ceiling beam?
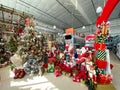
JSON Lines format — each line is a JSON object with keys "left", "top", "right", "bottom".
{"left": 0, "top": 4, "right": 32, "bottom": 18}
{"left": 19, "top": 0, "right": 71, "bottom": 28}
{"left": 91, "top": 0, "right": 98, "bottom": 18}
{"left": 36, "top": 18, "right": 64, "bottom": 32}
{"left": 70, "top": 0, "right": 92, "bottom": 24}
{"left": 56, "top": 0, "right": 84, "bottom": 26}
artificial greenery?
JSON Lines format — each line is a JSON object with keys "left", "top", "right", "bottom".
{"left": 55, "top": 66, "right": 61, "bottom": 69}
{"left": 72, "top": 69, "right": 78, "bottom": 73}
{"left": 8, "top": 36, "right": 17, "bottom": 52}
{"left": 0, "top": 56, "right": 4, "bottom": 64}
{"left": 9, "top": 64, "right": 16, "bottom": 71}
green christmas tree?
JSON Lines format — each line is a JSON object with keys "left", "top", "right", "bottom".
{"left": 8, "top": 36, "right": 17, "bottom": 53}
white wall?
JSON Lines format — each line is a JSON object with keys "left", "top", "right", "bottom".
{"left": 75, "top": 18, "right": 120, "bottom": 36}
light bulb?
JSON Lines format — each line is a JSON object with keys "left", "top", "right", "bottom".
{"left": 53, "top": 25, "right": 56, "bottom": 29}
{"left": 82, "top": 26, "right": 85, "bottom": 29}
{"left": 96, "top": 6, "right": 102, "bottom": 13}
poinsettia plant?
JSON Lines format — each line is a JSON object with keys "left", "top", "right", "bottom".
{"left": 55, "top": 66, "right": 61, "bottom": 69}
{"left": 72, "top": 69, "right": 78, "bottom": 73}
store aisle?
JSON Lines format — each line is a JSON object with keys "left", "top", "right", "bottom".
{"left": 110, "top": 51, "right": 120, "bottom": 90}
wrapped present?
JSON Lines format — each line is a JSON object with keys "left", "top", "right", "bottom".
{"left": 94, "top": 43, "right": 106, "bottom": 51}
{"left": 72, "top": 74, "right": 80, "bottom": 82}
{"left": 95, "top": 34, "right": 106, "bottom": 43}
{"left": 101, "top": 24, "right": 108, "bottom": 35}
{"left": 48, "top": 57, "right": 56, "bottom": 64}
{"left": 54, "top": 66, "right": 62, "bottom": 77}
{"left": 95, "top": 50, "right": 106, "bottom": 60}
{"left": 23, "top": 59, "right": 39, "bottom": 74}
{"left": 47, "top": 63, "right": 54, "bottom": 73}
{"left": 97, "top": 74, "right": 112, "bottom": 84}
{"left": 95, "top": 67, "right": 105, "bottom": 75}
{"left": 13, "top": 68, "right": 25, "bottom": 79}
{"left": 96, "top": 59, "right": 107, "bottom": 69}
{"left": 10, "top": 53, "right": 23, "bottom": 67}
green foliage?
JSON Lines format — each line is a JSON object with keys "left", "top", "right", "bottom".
{"left": 96, "top": 34, "right": 106, "bottom": 43}
{"left": 9, "top": 64, "right": 16, "bottom": 71}
{"left": 0, "top": 56, "right": 4, "bottom": 64}
{"left": 8, "top": 36, "right": 17, "bottom": 52}
{"left": 72, "top": 69, "right": 78, "bottom": 73}
{"left": 55, "top": 66, "right": 60, "bottom": 69}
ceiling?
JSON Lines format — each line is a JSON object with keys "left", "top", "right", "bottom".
{"left": 0, "top": 0, "right": 120, "bottom": 30}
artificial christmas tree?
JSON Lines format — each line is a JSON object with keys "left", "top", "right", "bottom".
{"left": 8, "top": 36, "right": 17, "bottom": 53}
{"left": 10, "top": 17, "right": 47, "bottom": 75}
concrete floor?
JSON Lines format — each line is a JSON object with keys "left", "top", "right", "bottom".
{"left": 110, "top": 51, "right": 120, "bottom": 90}
{"left": 0, "top": 51, "right": 120, "bottom": 90}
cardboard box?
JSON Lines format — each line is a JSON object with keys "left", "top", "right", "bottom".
{"left": 94, "top": 84, "right": 116, "bottom": 90}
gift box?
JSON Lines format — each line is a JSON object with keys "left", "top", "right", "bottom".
{"left": 96, "top": 59, "right": 107, "bottom": 69}
{"left": 94, "top": 43, "right": 106, "bottom": 51}
{"left": 95, "top": 67, "right": 105, "bottom": 75}
{"left": 95, "top": 34, "right": 106, "bottom": 43}
{"left": 23, "top": 59, "right": 40, "bottom": 74}
{"left": 54, "top": 67, "right": 62, "bottom": 77}
{"left": 47, "top": 63, "right": 54, "bottom": 73}
{"left": 97, "top": 74, "right": 112, "bottom": 84}
{"left": 95, "top": 50, "right": 106, "bottom": 60}
{"left": 72, "top": 74, "right": 80, "bottom": 82}
{"left": 101, "top": 24, "right": 108, "bottom": 35}
{"left": 48, "top": 57, "right": 56, "bottom": 64}
{"left": 94, "top": 84, "right": 115, "bottom": 90}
